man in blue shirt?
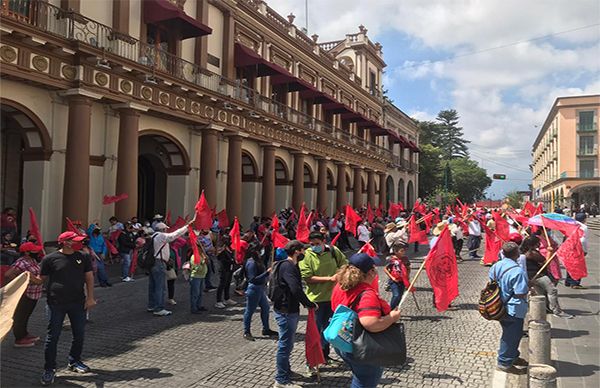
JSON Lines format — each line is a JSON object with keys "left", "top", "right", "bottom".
{"left": 489, "top": 242, "right": 529, "bottom": 374}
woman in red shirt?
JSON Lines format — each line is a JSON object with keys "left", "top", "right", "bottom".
{"left": 331, "top": 253, "right": 401, "bottom": 388}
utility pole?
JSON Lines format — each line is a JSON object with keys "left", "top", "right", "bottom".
{"left": 305, "top": 0, "right": 309, "bottom": 32}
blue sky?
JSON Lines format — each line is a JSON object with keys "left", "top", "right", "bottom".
{"left": 269, "top": 0, "right": 600, "bottom": 198}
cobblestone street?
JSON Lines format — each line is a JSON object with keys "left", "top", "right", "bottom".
{"left": 1, "top": 248, "right": 502, "bottom": 388}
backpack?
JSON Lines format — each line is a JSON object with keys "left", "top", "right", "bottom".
{"left": 138, "top": 234, "right": 159, "bottom": 271}
{"left": 267, "top": 260, "right": 285, "bottom": 302}
{"left": 478, "top": 264, "right": 519, "bottom": 320}
{"left": 324, "top": 290, "right": 367, "bottom": 353}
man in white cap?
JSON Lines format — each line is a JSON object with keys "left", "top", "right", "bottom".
{"left": 148, "top": 215, "right": 195, "bottom": 316}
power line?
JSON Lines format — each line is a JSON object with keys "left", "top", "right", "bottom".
{"left": 469, "top": 150, "right": 532, "bottom": 174}
{"left": 400, "top": 23, "right": 600, "bottom": 70}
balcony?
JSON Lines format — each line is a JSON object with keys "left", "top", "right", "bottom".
{"left": 577, "top": 123, "right": 597, "bottom": 132}
{"left": 578, "top": 146, "right": 598, "bottom": 156}
{"left": 0, "top": 0, "right": 393, "bottom": 161}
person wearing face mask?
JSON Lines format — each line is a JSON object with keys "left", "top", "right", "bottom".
{"left": 39, "top": 231, "right": 96, "bottom": 386}
{"left": 4, "top": 242, "right": 45, "bottom": 348}
{"left": 299, "top": 231, "right": 348, "bottom": 364}
{"left": 271, "top": 240, "right": 318, "bottom": 388}
{"left": 86, "top": 223, "right": 110, "bottom": 287}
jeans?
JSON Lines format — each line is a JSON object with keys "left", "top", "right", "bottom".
{"left": 147, "top": 260, "right": 166, "bottom": 312}
{"left": 315, "top": 301, "right": 333, "bottom": 358}
{"left": 274, "top": 311, "right": 300, "bottom": 384}
{"left": 389, "top": 281, "right": 405, "bottom": 310}
{"left": 498, "top": 315, "right": 524, "bottom": 367}
{"left": 243, "top": 283, "right": 271, "bottom": 334}
{"left": 120, "top": 252, "right": 132, "bottom": 278}
{"left": 95, "top": 257, "right": 109, "bottom": 285}
{"left": 565, "top": 272, "right": 581, "bottom": 287}
{"left": 467, "top": 235, "right": 481, "bottom": 258}
{"left": 44, "top": 302, "right": 86, "bottom": 371}
{"left": 532, "top": 275, "right": 562, "bottom": 314}
{"left": 189, "top": 277, "right": 205, "bottom": 313}
{"left": 335, "top": 349, "right": 383, "bottom": 388}
{"left": 217, "top": 270, "right": 233, "bottom": 302}
{"left": 204, "top": 255, "right": 216, "bottom": 289}
{"left": 13, "top": 295, "right": 38, "bottom": 340}
{"left": 168, "top": 279, "right": 175, "bottom": 300}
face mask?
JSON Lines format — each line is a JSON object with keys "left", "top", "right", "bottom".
{"left": 71, "top": 242, "right": 83, "bottom": 251}
{"left": 29, "top": 253, "right": 40, "bottom": 260}
{"left": 311, "top": 245, "right": 323, "bottom": 254}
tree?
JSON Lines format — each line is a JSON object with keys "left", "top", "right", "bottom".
{"left": 505, "top": 191, "right": 523, "bottom": 209}
{"left": 418, "top": 144, "right": 443, "bottom": 199}
{"left": 426, "top": 187, "right": 459, "bottom": 208}
{"left": 448, "top": 158, "right": 492, "bottom": 203}
{"left": 436, "top": 109, "right": 470, "bottom": 159}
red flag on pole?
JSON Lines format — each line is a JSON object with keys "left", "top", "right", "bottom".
{"left": 229, "top": 217, "right": 242, "bottom": 263}
{"left": 217, "top": 209, "right": 230, "bottom": 228}
{"left": 188, "top": 225, "right": 202, "bottom": 265}
{"left": 165, "top": 210, "right": 172, "bottom": 226}
{"left": 366, "top": 203, "right": 374, "bottom": 224}
{"left": 330, "top": 231, "right": 341, "bottom": 247}
{"left": 306, "top": 211, "right": 314, "bottom": 230}
{"left": 104, "top": 238, "right": 118, "bottom": 255}
{"left": 493, "top": 212, "right": 510, "bottom": 242}
{"left": 272, "top": 214, "right": 290, "bottom": 248}
{"left": 28, "top": 208, "right": 43, "bottom": 247}
{"left": 167, "top": 216, "right": 187, "bottom": 233}
{"left": 305, "top": 308, "right": 326, "bottom": 368}
{"left": 408, "top": 216, "right": 429, "bottom": 245}
{"left": 194, "top": 191, "right": 213, "bottom": 230}
{"left": 557, "top": 229, "right": 587, "bottom": 281}
{"left": 65, "top": 217, "right": 80, "bottom": 234}
{"left": 482, "top": 223, "right": 501, "bottom": 265}
{"left": 425, "top": 226, "right": 459, "bottom": 312}
{"left": 102, "top": 193, "right": 129, "bottom": 205}
{"left": 345, "top": 205, "right": 361, "bottom": 237}
{"left": 388, "top": 202, "right": 401, "bottom": 219}
{"left": 358, "top": 241, "right": 377, "bottom": 257}
{"left": 297, "top": 206, "right": 310, "bottom": 243}
{"left": 375, "top": 203, "right": 383, "bottom": 218}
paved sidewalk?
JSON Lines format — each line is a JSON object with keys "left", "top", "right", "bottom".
{"left": 1, "top": 247, "right": 502, "bottom": 387}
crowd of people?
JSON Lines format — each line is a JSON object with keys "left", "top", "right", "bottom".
{"left": 0, "top": 199, "right": 593, "bottom": 387}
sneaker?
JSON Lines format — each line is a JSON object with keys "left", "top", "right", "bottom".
{"left": 24, "top": 334, "right": 41, "bottom": 342}
{"left": 571, "top": 285, "right": 586, "bottom": 289}
{"left": 325, "top": 356, "right": 343, "bottom": 366}
{"left": 513, "top": 357, "right": 529, "bottom": 367}
{"left": 14, "top": 338, "right": 36, "bottom": 348}
{"left": 204, "top": 287, "right": 217, "bottom": 293}
{"left": 40, "top": 369, "right": 55, "bottom": 386}
{"left": 553, "top": 312, "right": 574, "bottom": 319}
{"left": 122, "top": 277, "right": 133, "bottom": 282}
{"left": 243, "top": 332, "right": 255, "bottom": 341}
{"left": 214, "top": 302, "right": 226, "bottom": 309}
{"left": 147, "top": 308, "right": 155, "bottom": 312}
{"left": 153, "top": 309, "right": 173, "bottom": 316}
{"left": 167, "top": 299, "right": 177, "bottom": 305}
{"left": 273, "top": 382, "right": 302, "bottom": 388}
{"left": 224, "top": 299, "right": 237, "bottom": 306}
{"left": 68, "top": 360, "right": 91, "bottom": 373}
{"left": 496, "top": 365, "right": 526, "bottom": 375}
{"left": 262, "top": 329, "right": 279, "bottom": 337}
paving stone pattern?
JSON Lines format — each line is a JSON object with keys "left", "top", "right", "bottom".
{"left": 1, "top": 250, "right": 502, "bottom": 387}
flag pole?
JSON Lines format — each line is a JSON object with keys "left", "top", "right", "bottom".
{"left": 531, "top": 250, "right": 559, "bottom": 282}
{"left": 397, "top": 255, "right": 428, "bottom": 309}
{"left": 540, "top": 216, "right": 552, "bottom": 247}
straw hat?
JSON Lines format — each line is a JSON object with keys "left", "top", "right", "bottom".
{"left": 432, "top": 221, "right": 447, "bottom": 236}
{"left": 384, "top": 222, "right": 397, "bottom": 233}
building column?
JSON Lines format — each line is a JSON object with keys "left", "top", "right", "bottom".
{"left": 367, "top": 170, "right": 376, "bottom": 207}
{"left": 222, "top": 10, "right": 236, "bottom": 79}
{"left": 195, "top": 0, "right": 209, "bottom": 67}
{"left": 226, "top": 135, "right": 242, "bottom": 222}
{"left": 316, "top": 157, "right": 328, "bottom": 213}
{"left": 353, "top": 166, "right": 362, "bottom": 209}
{"left": 378, "top": 172, "right": 387, "bottom": 209}
{"left": 62, "top": 94, "right": 93, "bottom": 227}
{"left": 292, "top": 152, "right": 304, "bottom": 211}
{"left": 261, "top": 145, "right": 276, "bottom": 217}
{"left": 114, "top": 106, "right": 144, "bottom": 221}
{"left": 112, "top": 0, "right": 129, "bottom": 34}
{"left": 336, "top": 162, "right": 346, "bottom": 212}
{"left": 200, "top": 128, "right": 219, "bottom": 207}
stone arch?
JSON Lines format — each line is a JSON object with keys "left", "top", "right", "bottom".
{"left": 241, "top": 150, "right": 259, "bottom": 181}
{"left": 1, "top": 98, "right": 52, "bottom": 161}
{"left": 407, "top": 180, "right": 415, "bottom": 209}
{"left": 386, "top": 175, "right": 394, "bottom": 204}
{"left": 138, "top": 129, "right": 190, "bottom": 174}
{"left": 398, "top": 178, "right": 405, "bottom": 205}
{"left": 274, "top": 157, "right": 289, "bottom": 185}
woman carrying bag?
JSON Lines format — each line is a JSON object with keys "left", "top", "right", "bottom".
{"left": 331, "top": 253, "right": 402, "bottom": 388}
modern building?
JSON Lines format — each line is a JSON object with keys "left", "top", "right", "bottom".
{"left": 531, "top": 95, "right": 600, "bottom": 210}
{"left": 0, "top": 0, "right": 419, "bottom": 240}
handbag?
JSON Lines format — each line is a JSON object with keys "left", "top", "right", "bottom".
{"left": 165, "top": 268, "right": 177, "bottom": 281}
{"left": 478, "top": 264, "right": 518, "bottom": 321}
{"left": 323, "top": 290, "right": 369, "bottom": 353}
{"left": 352, "top": 321, "right": 407, "bottom": 367}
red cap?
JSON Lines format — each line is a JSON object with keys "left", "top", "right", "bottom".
{"left": 58, "top": 231, "right": 86, "bottom": 243}
{"left": 19, "top": 242, "right": 44, "bottom": 253}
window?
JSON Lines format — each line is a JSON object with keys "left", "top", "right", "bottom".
{"left": 275, "top": 159, "right": 288, "bottom": 184}
{"left": 579, "top": 135, "right": 596, "bottom": 155}
{"left": 578, "top": 111, "right": 595, "bottom": 131}
{"left": 241, "top": 153, "right": 257, "bottom": 181}
{"left": 369, "top": 71, "right": 376, "bottom": 95}
{"left": 579, "top": 159, "right": 596, "bottom": 178}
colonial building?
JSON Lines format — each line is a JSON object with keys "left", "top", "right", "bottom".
{"left": 0, "top": 0, "right": 419, "bottom": 240}
{"left": 531, "top": 95, "right": 600, "bottom": 210}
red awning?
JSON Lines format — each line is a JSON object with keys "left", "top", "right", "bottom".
{"left": 407, "top": 140, "right": 420, "bottom": 152}
{"left": 234, "top": 43, "right": 289, "bottom": 77}
{"left": 144, "top": 0, "right": 212, "bottom": 39}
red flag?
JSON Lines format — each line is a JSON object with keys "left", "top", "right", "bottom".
{"left": 65, "top": 217, "right": 81, "bottom": 234}
{"left": 104, "top": 238, "right": 118, "bottom": 255}
{"left": 413, "top": 199, "right": 426, "bottom": 214}
{"left": 523, "top": 201, "right": 535, "bottom": 216}
{"left": 408, "top": 215, "right": 429, "bottom": 245}
{"left": 557, "top": 229, "right": 587, "bottom": 281}
{"left": 194, "top": 191, "right": 213, "bottom": 230}
{"left": 493, "top": 212, "right": 510, "bottom": 242}
{"left": 102, "top": 193, "right": 129, "bottom": 205}
{"left": 272, "top": 214, "right": 290, "bottom": 248}
{"left": 167, "top": 216, "right": 187, "bottom": 233}
{"left": 358, "top": 241, "right": 377, "bottom": 257}
{"left": 534, "top": 203, "right": 544, "bottom": 216}
{"left": 482, "top": 223, "right": 501, "bottom": 265}
{"left": 165, "top": 210, "right": 172, "bottom": 226}
{"left": 297, "top": 206, "right": 310, "bottom": 243}
{"left": 305, "top": 308, "right": 326, "bottom": 368}
{"left": 330, "top": 231, "right": 341, "bottom": 246}
{"left": 130, "top": 248, "right": 138, "bottom": 275}
{"left": 188, "top": 225, "right": 202, "bottom": 265}
{"left": 375, "top": 203, "right": 383, "bottom": 218}
{"left": 389, "top": 202, "right": 401, "bottom": 219}
{"left": 333, "top": 210, "right": 340, "bottom": 221}
{"left": 425, "top": 226, "right": 459, "bottom": 312}
{"left": 345, "top": 205, "right": 361, "bottom": 237}
{"left": 28, "top": 208, "right": 43, "bottom": 247}
{"left": 366, "top": 203, "right": 374, "bottom": 224}
{"left": 229, "top": 217, "right": 242, "bottom": 263}
{"left": 217, "top": 209, "right": 230, "bottom": 228}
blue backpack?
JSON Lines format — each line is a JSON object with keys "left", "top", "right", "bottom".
{"left": 324, "top": 291, "right": 367, "bottom": 353}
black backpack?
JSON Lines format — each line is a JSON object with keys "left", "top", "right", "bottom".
{"left": 267, "top": 260, "right": 285, "bottom": 302}
{"left": 138, "top": 234, "right": 158, "bottom": 270}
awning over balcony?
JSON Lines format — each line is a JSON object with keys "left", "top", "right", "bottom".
{"left": 144, "top": 0, "right": 212, "bottom": 39}
{"left": 234, "top": 43, "right": 289, "bottom": 77}
{"left": 407, "top": 140, "right": 420, "bottom": 152}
